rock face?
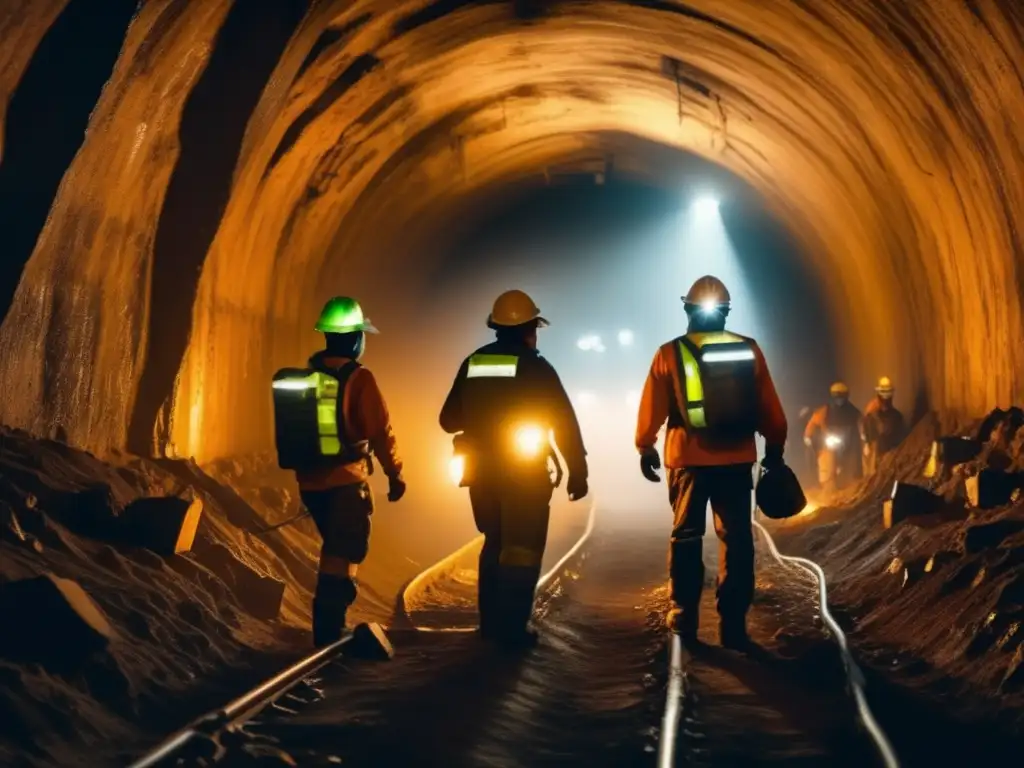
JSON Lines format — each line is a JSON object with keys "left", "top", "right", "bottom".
{"left": 192, "top": 541, "right": 286, "bottom": 621}
{"left": 0, "top": 573, "right": 115, "bottom": 673}
{"left": 0, "top": 1, "right": 1021, "bottom": 464}
{"left": 121, "top": 495, "right": 204, "bottom": 555}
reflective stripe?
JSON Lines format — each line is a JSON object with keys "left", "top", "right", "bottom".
{"left": 677, "top": 342, "right": 707, "bottom": 427}
{"left": 499, "top": 545, "right": 543, "bottom": 567}
{"left": 703, "top": 348, "right": 755, "bottom": 363}
{"left": 689, "top": 331, "right": 743, "bottom": 348}
{"left": 466, "top": 353, "right": 519, "bottom": 378}
{"left": 272, "top": 373, "right": 318, "bottom": 390}
{"left": 674, "top": 335, "right": 754, "bottom": 430}
{"left": 315, "top": 373, "right": 341, "bottom": 456}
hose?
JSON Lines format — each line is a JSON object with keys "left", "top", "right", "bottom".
{"left": 752, "top": 517, "right": 900, "bottom": 768}
{"left": 250, "top": 509, "right": 311, "bottom": 536}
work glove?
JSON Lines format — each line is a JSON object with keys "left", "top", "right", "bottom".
{"left": 640, "top": 447, "right": 661, "bottom": 483}
{"left": 567, "top": 475, "right": 588, "bottom": 502}
{"left": 387, "top": 474, "right": 407, "bottom": 503}
{"left": 761, "top": 444, "right": 785, "bottom": 471}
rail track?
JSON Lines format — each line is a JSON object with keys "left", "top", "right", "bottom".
{"left": 127, "top": 501, "right": 597, "bottom": 767}
{"left": 655, "top": 513, "right": 901, "bottom": 768}
{"left": 130, "top": 495, "right": 902, "bottom": 767}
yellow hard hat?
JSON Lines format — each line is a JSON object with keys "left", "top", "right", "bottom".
{"left": 876, "top": 376, "right": 894, "bottom": 396}
{"left": 829, "top": 381, "right": 849, "bottom": 398}
{"left": 488, "top": 289, "right": 549, "bottom": 328}
{"left": 683, "top": 275, "right": 731, "bottom": 309}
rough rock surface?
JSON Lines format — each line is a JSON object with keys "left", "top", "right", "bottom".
{"left": 0, "top": 427, "right": 463, "bottom": 767}
{"left": 0, "top": 1, "right": 1021, "bottom": 463}
{"left": 0, "top": 573, "right": 115, "bottom": 673}
{"left": 775, "top": 409, "right": 1024, "bottom": 736}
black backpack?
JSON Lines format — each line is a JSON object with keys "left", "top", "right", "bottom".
{"left": 271, "top": 361, "right": 371, "bottom": 470}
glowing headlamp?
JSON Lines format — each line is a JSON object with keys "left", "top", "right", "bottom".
{"left": 824, "top": 434, "right": 843, "bottom": 450}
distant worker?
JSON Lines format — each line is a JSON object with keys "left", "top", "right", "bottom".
{"left": 804, "top": 381, "right": 862, "bottom": 493}
{"left": 440, "top": 289, "right": 588, "bottom": 649}
{"left": 635, "top": 275, "right": 788, "bottom": 650}
{"left": 861, "top": 376, "right": 906, "bottom": 476}
{"left": 271, "top": 297, "right": 406, "bottom": 647}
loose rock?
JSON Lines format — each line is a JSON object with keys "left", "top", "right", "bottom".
{"left": 0, "top": 574, "right": 115, "bottom": 673}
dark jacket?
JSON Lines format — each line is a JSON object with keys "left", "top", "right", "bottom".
{"left": 439, "top": 340, "right": 588, "bottom": 480}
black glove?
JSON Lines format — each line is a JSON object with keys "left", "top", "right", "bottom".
{"left": 761, "top": 444, "right": 785, "bottom": 471}
{"left": 387, "top": 475, "right": 407, "bottom": 503}
{"left": 640, "top": 447, "right": 661, "bottom": 482}
{"left": 567, "top": 475, "right": 588, "bottom": 502}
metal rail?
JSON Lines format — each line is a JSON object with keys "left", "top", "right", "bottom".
{"left": 656, "top": 517, "right": 900, "bottom": 768}
{"left": 130, "top": 500, "right": 596, "bottom": 766}
{"left": 656, "top": 632, "right": 686, "bottom": 768}
{"left": 128, "top": 634, "right": 353, "bottom": 768}
{"left": 405, "top": 499, "right": 597, "bottom": 632}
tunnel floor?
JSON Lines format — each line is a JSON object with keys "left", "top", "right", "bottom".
{"left": 218, "top": 511, "right": 878, "bottom": 767}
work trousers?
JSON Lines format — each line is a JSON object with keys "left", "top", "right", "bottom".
{"left": 667, "top": 464, "right": 755, "bottom": 629}
{"left": 300, "top": 481, "right": 374, "bottom": 646}
{"left": 469, "top": 479, "right": 553, "bottom": 639}
{"left": 862, "top": 442, "right": 877, "bottom": 477}
{"left": 817, "top": 447, "right": 862, "bottom": 493}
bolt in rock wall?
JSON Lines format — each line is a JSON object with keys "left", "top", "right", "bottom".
{"left": 0, "top": 0, "right": 233, "bottom": 456}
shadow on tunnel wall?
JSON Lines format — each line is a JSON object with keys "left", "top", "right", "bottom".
{"left": 0, "top": 0, "right": 137, "bottom": 323}
{"left": 126, "top": 0, "right": 307, "bottom": 456}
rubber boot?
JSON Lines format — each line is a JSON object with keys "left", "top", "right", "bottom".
{"left": 312, "top": 573, "right": 357, "bottom": 648}
{"left": 667, "top": 607, "right": 700, "bottom": 647}
{"left": 668, "top": 537, "right": 704, "bottom": 644}
{"left": 719, "top": 615, "right": 752, "bottom": 651}
{"left": 477, "top": 538, "right": 501, "bottom": 641}
{"left": 494, "top": 565, "right": 540, "bottom": 650}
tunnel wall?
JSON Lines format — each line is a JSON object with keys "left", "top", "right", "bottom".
{"left": 0, "top": 1, "right": 68, "bottom": 164}
{"left": 0, "top": 0, "right": 234, "bottom": 454}
{"left": 0, "top": 1, "right": 1022, "bottom": 462}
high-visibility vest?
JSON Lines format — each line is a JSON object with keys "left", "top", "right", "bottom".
{"left": 670, "top": 331, "right": 758, "bottom": 438}
{"left": 456, "top": 351, "right": 556, "bottom": 483}
{"left": 271, "top": 362, "right": 371, "bottom": 470}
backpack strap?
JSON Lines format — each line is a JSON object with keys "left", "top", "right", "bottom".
{"left": 331, "top": 360, "right": 363, "bottom": 454}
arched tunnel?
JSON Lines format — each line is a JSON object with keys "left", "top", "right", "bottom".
{"left": 2, "top": 1, "right": 1024, "bottom": 766}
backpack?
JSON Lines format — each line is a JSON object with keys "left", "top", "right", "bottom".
{"left": 669, "top": 332, "right": 758, "bottom": 440}
{"left": 271, "top": 361, "right": 371, "bottom": 470}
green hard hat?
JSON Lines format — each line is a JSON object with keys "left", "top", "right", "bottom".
{"left": 314, "top": 296, "right": 378, "bottom": 334}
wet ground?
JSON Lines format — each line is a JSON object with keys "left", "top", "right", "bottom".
{"left": 669, "top": 541, "right": 875, "bottom": 767}
{"left": 223, "top": 508, "right": 878, "bottom": 767}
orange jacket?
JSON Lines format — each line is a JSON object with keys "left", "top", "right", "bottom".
{"left": 296, "top": 356, "right": 403, "bottom": 491}
{"left": 803, "top": 402, "right": 862, "bottom": 446}
{"left": 635, "top": 336, "right": 787, "bottom": 467}
{"left": 862, "top": 397, "right": 906, "bottom": 452}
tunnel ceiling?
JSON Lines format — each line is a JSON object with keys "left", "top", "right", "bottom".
{"left": 0, "top": 0, "right": 1022, "bottom": 461}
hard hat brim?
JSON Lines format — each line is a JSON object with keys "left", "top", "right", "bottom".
{"left": 487, "top": 314, "right": 549, "bottom": 328}
{"left": 682, "top": 298, "right": 731, "bottom": 308}
{"left": 314, "top": 320, "right": 378, "bottom": 334}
